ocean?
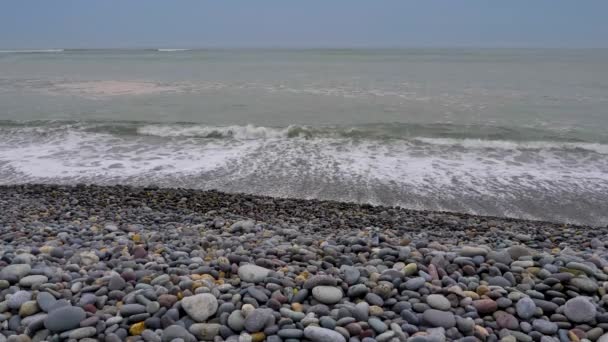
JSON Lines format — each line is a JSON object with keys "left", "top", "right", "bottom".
{"left": 0, "top": 48, "right": 607, "bottom": 226}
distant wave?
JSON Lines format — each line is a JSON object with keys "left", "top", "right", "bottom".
{"left": 0, "top": 49, "right": 64, "bottom": 53}
{"left": 156, "top": 49, "right": 190, "bottom": 52}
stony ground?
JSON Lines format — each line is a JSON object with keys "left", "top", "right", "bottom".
{"left": 0, "top": 184, "right": 607, "bottom": 342}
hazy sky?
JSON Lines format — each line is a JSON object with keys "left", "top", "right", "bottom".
{"left": 1, "top": 0, "right": 607, "bottom": 49}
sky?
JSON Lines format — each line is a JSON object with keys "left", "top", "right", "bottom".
{"left": 1, "top": 0, "right": 607, "bottom": 49}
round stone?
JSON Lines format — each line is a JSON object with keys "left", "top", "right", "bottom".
{"left": 312, "top": 286, "right": 343, "bottom": 304}
{"left": 303, "top": 326, "right": 346, "bottom": 342}
{"left": 516, "top": 297, "right": 536, "bottom": 320}
{"left": 238, "top": 264, "right": 271, "bottom": 283}
{"left": 564, "top": 297, "right": 596, "bottom": 323}
{"left": 423, "top": 309, "right": 456, "bottom": 328}
{"left": 44, "top": 306, "right": 86, "bottom": 332}
{"left": 181, "top": 293, "right": 218, "bottom": 322}
{"left": 108, "top": 275, "right": 126, "bottom": 291}
{"left": 426, "top": 294, "right": 451, "bottom": 311}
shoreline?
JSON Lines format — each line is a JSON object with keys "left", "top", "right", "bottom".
{"left": 0, "top": 183, "right": 603, "bottom": 230}
{"left": 1, "top": 183, "right": 607, "bottom": 341}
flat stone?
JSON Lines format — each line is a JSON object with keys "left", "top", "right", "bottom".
{"left": 189, "top": 323, "right": 221, "bottom": 340}
{"left": 532, "top": 319, "right": 558, "bottom": 334}
{"left": 19, "top": 275, "right": 48, "bottom": 288}
{"left": 459, "top": 246, "right": 488, "bottom": 257}
{"left": 423, "top": 309, "right": 456, "bottom": 328}
{"left": 181, "top": 293, "right": 218, "bottom": 322}
{"left": 304, "top": 275, "right": 338, "bottom": 289}
{"left": 238, "top": 264, "right": 271, "bottom": 283}
{"left": 570, "top": 277, "right": 598, "bottom": 293}
{"left": 161, "top": 325, "right": 196, "bottom": 342}
{"left": 120, "top": 304, "right": 146, "bottom": 316}
{"left": 508, "top": 245, "right": 532, "bottom": 260}
{"left": 405, "top": 277, "right": 426, "bottom": 290}
{"left": 312, "top": 286, "right": 343, "bottom": 304}
{"left": 303, "top": 326, "right": 346, "bottom": 342}
{"left": 0, "top": 264, "right": 31, "bottom": 283}
{"left": 44, "top": 306, "right": 86, "bottom": 332}
{"left": 426, "top": 294, "right": 451, "bottom": 311}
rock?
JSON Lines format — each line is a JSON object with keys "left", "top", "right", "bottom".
{"left": 18, "top": 275, "right": 48, "bottom": 288}
{"left": 228, "top": 311, "right": 246, "bottom": 332}
{"left": 312, "top": 286, "right": 343, "bottom": 304}
{"left": 44, "top": 306, "right": 86, "bottom": 332}
{"left": 0, "top": 264, "right": 31, "bottom": 283}
{"left": 67, "top": 327, "right": 97, "bottom": 339}
{"left": 181, "top": 293, "right": 218, "bottom": 322}
{"left": 532, "top": 319, "right": 558, "bottom": 334}
{"left": 36, "top": 292, "right": 57, "bottom": 313}
{"left": 108, "top": 274, "right": 126, "bottom": 291}
{"left": 18, "top": 300, "right": 39, "bottom": 316}
{"left": 423, "top": 309, "right": 456, "bottom": 328}
{"left": 244, "top": 308, "right": 273, "bottom": 333}
{"left": 508, "top": 245, "right": 532, "bottom": 260}
{"left": 405, "top": 277, "right": 426, "bottom": 290}
{"left": 189, "top": 323, "right": 221, "bottom": 340}
{"left": 304, "top": 275, "right": 338, "bottom": 289}
{"left": 79, "top": 251, "right": 99, "bottom": 266}
{"left": 473, "top": 299, "right": 498, "bottom": 314}
{"left": 459, "top": 246, "right": 487, "bottom": 257}
{"left": 161, "top": 325, "right": 196, "bottom": 342}
{"left": 8, "top": 290, "right": 32, "bottom": 310}
{"left": 516, "top": 297, "right": 536, "bottom": 320}
{"left": 426, "top": 294, "right": 451, "bottom": 310}
{"left": 238, "top": 264, "right": 271, "bottom": 283}
{"left": 570, "top": 277, "right": 599, "bottom": 293}
{"left": 564, "top": 297, "right": 596, "bottom": 323}
{"left": 303, "top": 326, "right": 346, "bottom": 342}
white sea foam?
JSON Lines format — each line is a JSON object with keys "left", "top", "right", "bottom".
{"left": 137, "top": 124, "right": 294, "bottom": 139}
{"left": 414, "top": 137, "right": 608, "bottom": 154}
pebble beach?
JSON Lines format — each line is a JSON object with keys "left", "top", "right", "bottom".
{"left": 1, "top": 184, "right": 608, "bottom": 342}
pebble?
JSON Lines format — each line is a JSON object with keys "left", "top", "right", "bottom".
{"left": 43, "top": 306, "right": 86, "bottom": 332}
{"left": 312, "top": 286, "right": 343, "bottom": 304}
{"left": 564, "top": 297, "right": 596, "bottom": 323}
{"left": 426, "top": 294, "right": 451, "bottom": 310}
{"left": 238, "top": 264, "right": 271, "bottom": 283}
{"left": 181, "top": 293, "right": 219, "bottom": 322}
{"left": 303, "top": 326, "right": 346, "bottom": 342}
{"left": 0, "top": 184, "right": 606, "bottom": 341}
